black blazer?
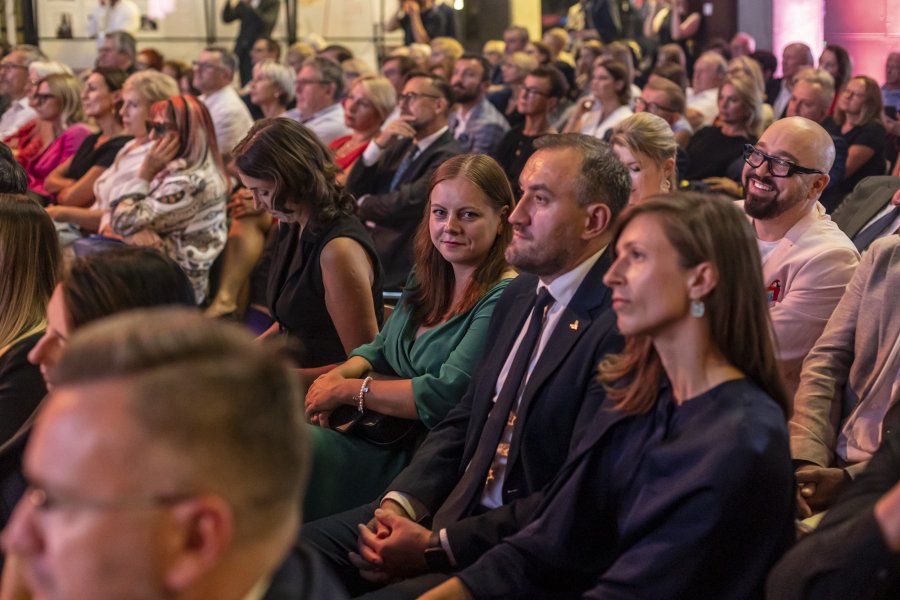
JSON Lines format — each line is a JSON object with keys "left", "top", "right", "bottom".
{"left": 346, "top": 131, "right": 461, "bottom": 290}
{"left": 263, "top": 542, "right": 349, "bottom": 600}
{"left": 387, "top": 252, "right": 622, "bottom": 567}
{"left": 832, "top": 175, "right": 900, "bottom": 240}
{"left": 222, "top": 0, "right": 279, "bottom": 51}
{"left": 767, "top": 431, "right": 900, "bottom": 600}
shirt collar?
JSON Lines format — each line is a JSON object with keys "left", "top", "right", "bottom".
{"left": 414, "top": 125, "right": 449, "bottom": 154}
{"left": 538, "top": 246, "right": 607, "bottom": 309}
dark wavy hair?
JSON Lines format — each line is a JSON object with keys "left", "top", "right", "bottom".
{"left": 407, "top": 155, "right": 514, "bottom": 327}
{"left": 92, "top": 66, "right": 128, "bottom": 123}
{"left": 232, "top": 118, "right": 356, "bottom": 229}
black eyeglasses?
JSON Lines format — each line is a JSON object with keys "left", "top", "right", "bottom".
{"left": 635, "top": 97, "right": 679, "bottom": 114}
{"left": 520, "top": 87, "right": 550, "bottom": 98}
{"left": 145, "top": 121, "right": 175, "bottom": 136}
{"left": 398, "top": 91, "right": 441, "bottom": 104}
{"left": 743, "top": 144, "right": 825, "bottom": 178}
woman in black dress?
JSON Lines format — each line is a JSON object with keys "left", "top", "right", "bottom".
{"left": 233, "top": 118, "right": 383, "bottom": 368}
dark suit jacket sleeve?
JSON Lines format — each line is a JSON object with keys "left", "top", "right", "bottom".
{"left": 222, "top": 0, "right": 279, "bottom": 32}
{"left": 354, "top": 137, "right": 460, "bottom": 224}
{"left": 767, "top": 433, "right": 900, "bottom": 600}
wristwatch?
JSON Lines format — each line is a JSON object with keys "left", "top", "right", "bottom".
{"left": 424, "top": 533, "right": 452, "bottom": 572}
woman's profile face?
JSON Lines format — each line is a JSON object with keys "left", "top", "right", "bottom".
{"left": 32, "top": 82, "right": 62, "bottom": 122}
{"left": 119, "top": 87, "right": 150, "bottom": 138}
{"left": 613, "top": 143, "right": 668, "bottom": 205}
{"left": 428, "top": 177, "right": 505, "bottom": 270}
{"left": 603, "top": 213, "right": 696, "bottom": 337}
{"left": 27, "top": 285, "right": 71, "bottom": 391}
{"left": 343, "top": 84, "right": 382, "bottom": 132}
{"left": 249, "top": 71, "right": 279, "bottom": 107}
{"left": 238, "top": 170, "right": 293, "bottom": 221}
{"left": 82, "top": 72, "right": 117, "bottom": 119}
{"left": 590, "top": 65, "right": 620, "bottom": 103}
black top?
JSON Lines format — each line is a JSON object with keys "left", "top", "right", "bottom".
{"left": 64, "top": 132, "right": 131, "bottom": 181}
{"left": 399, "top": 9, "right": 449, "bottom": 45}
{"left": 494, "top": 127, "right": 540, "bottom": 198}
{"left": 684, "top": 125, "right": 752, "bottom": 181}
{"left": 0, "top": 332, "right": 46, "bottom": 445}
{"left": 838, "top": 120, "right": 888, "bottom": 196}
{"left": 267, "top": 215, "right": 384, "bottom": 368}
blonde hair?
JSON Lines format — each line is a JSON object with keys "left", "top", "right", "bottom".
{"left": 610, "top": 112, "right": 677, "bottom": 191}
{"left": 430, "top": 36, "right": 464, "bottom": 61}
{"left": 351, "top": 75, "right": 397, "bottom": 121}
{"left": 727, "top": 55, "right": 766, "bottom": 94}
{"left": 482, "top": 40, "right": 505, "bottom": 57}
{"left": 254, "top": 59, "right": 296, "bottom": 104}
{"left": 39, "top": 73, "right": 84, "bottom": 128}
{"left": 720, "top": 73, "right": 764, "bottom": 138}
{"left": 124, "top": 70, "right": 179, "bottom": 105}
{"left": 0, "top": 195, "right": 60, "bottom": 349}
{"left": 505, "top": 51, "right": 538, "bottom": 76}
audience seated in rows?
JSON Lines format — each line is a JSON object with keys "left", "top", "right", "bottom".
{"left": 192, "top": 46, "right": 253, "bottom": 158}
{"left": 286, "top": 56, "right": 351, "bottom": 144}
{"left": 610, "top": 111, "right": 677, "bottom": 204}
{"left": 448, "top": 54, "right": 509, "bottom": 155}
{"left": 302, "top": 134, "right": 629, "bottom": 598}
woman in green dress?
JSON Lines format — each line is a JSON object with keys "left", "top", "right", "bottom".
{"left": 301, "top": 154, "right": 517, "bottom": 520}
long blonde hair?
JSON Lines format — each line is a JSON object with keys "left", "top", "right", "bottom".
{"left": 0, "top": 195, "right": 61, "bottom": 349}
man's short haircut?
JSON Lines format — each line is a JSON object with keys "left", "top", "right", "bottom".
{"left": 403, "top": 70, "right": 453, "bottom": 103}
{"left": 52, "top": 308, "right": 309, "bottom": 535}
{"left": 321, "top": 44, "right": 354, "bottom": 63}
{"left": 651, "top": 62, "right": 688, "bottom": 91}
{"left": 529, "top": 65, "right": 567, "bottom": 99}
{"left": 751, "top": 50, "right": 778, "bottom": 76}
{"left": 204, "top": 46, "right": 239, "bottom": 75}
{"left": 255, "top": 36, "right": 281, "bottom": 61}
{"left": 534, "top": 133, "right": 631, "bottom": 220}
{"left": 504, "top": 25, "right": 530, "bottom": 45}
{"left": 793, "top": 66, "right": 836, "bottom": 108}
{"left": 11, "top": 44, "right": 46, "bottom": 66}
{"left": 106, "top": 31, "right": 136, "bottom": 60}
{"left": 303, "top": 55, "right": 345, "bottom": 100}
{"left": 0, "top": 143, "right": 28, "bottom": 193}
{"left": 457, "top": 53, "right": 491, "bottom": 82}
{"left": 382, "top": 54, "right": 417, "bottom": 77}
{"left": 644, "top": 76, "right": 686, "bottom": 113}
{"left": 697, "top": 51, "right": 728, "bottom": 78}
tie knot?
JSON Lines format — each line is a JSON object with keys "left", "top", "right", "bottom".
{"left": 534, "top": 288, "right": 554, "bottom": 315}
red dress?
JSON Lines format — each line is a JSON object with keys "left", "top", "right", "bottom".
{"left": 329, "top": 135, "right": 369, "bottom": 175}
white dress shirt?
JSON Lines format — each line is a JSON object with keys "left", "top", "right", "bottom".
{"left": 284, "top": 102, "right": 351, "bottom": 145}
{"left": 0, "top": 97, "right": 36, "bottom": 141}
{"left": 86, "top": 0, "right": 141, "bottom": 42}
{"left": 200, "top": 86, "right": 254, "bottom": 155}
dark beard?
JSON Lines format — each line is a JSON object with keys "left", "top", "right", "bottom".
{"left": 743, "top": 177, "right": 782, "bottom": 220}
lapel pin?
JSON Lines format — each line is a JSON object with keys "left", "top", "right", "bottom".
{"left": 569, "top": 320, "right": 579, "bottom": 331}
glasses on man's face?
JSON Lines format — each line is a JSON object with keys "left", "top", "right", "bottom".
{"left": 295, "top": 78, "right": 329, "bottom": 87}
{"left": 635, "top": 97, "right": 678, "bottom": 114}
{"left": 0, "top": 63, "right": 26, "bottom": 73}
{"left": 192, "top": 61, "right": 223, "bottom": 72}
{"left": 398, "top": 91, "right": 441, "bottom": 104}
{"left": 743, "top": 144, "right": 825, "bottom": 178}
{"left": 33, "top": 93, "right": 55, "bottom": 105}
{"left": 520, "top": 87, "right": 549, "bottom": 98}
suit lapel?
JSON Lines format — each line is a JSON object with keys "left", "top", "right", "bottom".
{"left": 506, "top": 253, "right": 614, "bottom": 468}
{"left": 849, "top": 185, "right": 896, "bottom": 239}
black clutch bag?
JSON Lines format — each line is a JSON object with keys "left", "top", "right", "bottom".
{"left": 328, "top": 404, "right": 423, "bottom": 447}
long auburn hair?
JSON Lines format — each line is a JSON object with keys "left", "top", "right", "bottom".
{"left": 0, "top": 194, "right": 61, "bottom": 348}
{"left": 406, "top": 155, "right": 514, "bottom": 327}
{"left": 599, "top": 192, "right": 789, "bottom": 417}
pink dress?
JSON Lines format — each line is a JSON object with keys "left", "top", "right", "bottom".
{"left": 26, "top": 123, "right": 92, "bottom": 199}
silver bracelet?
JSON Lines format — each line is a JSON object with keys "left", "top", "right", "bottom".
{"left": 356, "top": 376, "right": 373, "bottom": 413}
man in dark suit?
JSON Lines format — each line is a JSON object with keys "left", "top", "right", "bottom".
{"left": 832, "top": 176, "right": 900, "bottom": 249}
{"left": 347, "top": 72, "right": 461, "bottom": 290}
{"left": 0, "top": 309, "right": 346, "bottom": 600}
{"left": 767, "top": 430, "right": 900, "bottom": 599}
{"left": 222, "top": 0, "right": 280, "bottom": 86}
{"left": 303, "top": 133, "right": 631, "bottom": 598}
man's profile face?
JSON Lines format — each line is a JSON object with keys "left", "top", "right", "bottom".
{"left": 192, "top": 50, "right": 228, "bottom": 94}
{"left": 97, "top": 38, "right": 125, "bottom": 69}
{"left": 782, "top": 45, "right": 809, "bottom": 80}
{"left": 886, "top": 54, "right": 900, "bottom": 87}
{"left": 295, "top": 64, "right": 335, "bottom": 115}
{"left": 398, "top": 76, "right": 442, "bottom": 131}
{"left": 786, "top": 80, "right": 826, "bottom": 122}
{"left": 742, "top": 121, "right": 823, "bottom": 221}
{"left": 508, "top": 147, "right": 592, "bottom": 278}
{"left": 2, "top": 381, "right": 177, "bottom": 600}
{"left": 0, "top": 52, "right": 29, "bottom": 97}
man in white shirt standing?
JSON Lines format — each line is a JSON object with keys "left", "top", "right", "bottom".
{"left": 285, "top": 56, "right": 350, "bottom": 145}
{"left": 193, "top": 47, "right": 254, "bottom": 160}
{"left": 0, "top": 45, "right": 44, "bottom": 140}
{"left": 87, "top": 0, "right": 141, "bottom": 44}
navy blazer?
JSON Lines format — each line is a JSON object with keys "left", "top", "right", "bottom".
{"left": 346, "top": 131, "right": 461, "bottom": 290}
{"left": 457, "top": 378, "right": 794, "bottom": 600}
{"left": 388, "top": 251, "right": 622, "bottom": 566}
